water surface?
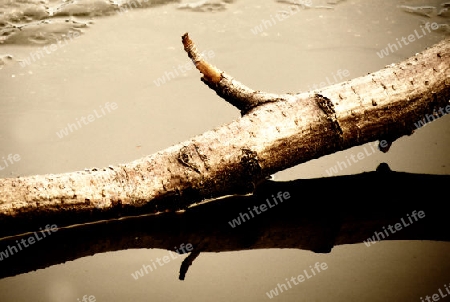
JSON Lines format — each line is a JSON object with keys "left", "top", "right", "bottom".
{"left": 0, "top": 0, "right": 449, "bottom": 301}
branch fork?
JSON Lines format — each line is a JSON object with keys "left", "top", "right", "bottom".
{"left": 0, "top": 34, "right": 448, "bottom": 249}
{"left": 182, "top": 33, "right": 294, "bottom": 115}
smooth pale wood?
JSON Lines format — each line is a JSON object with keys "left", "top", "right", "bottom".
{"left": 0, "top": 37, "right": 449, "bottom": 223}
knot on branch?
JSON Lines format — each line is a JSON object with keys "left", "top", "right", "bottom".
{"left": 315, "top": 93, "right": 344, "bottom": 147}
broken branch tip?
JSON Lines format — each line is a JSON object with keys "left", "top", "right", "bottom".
{"left": 181, "top": 32, "right": 222, "bottom": 83}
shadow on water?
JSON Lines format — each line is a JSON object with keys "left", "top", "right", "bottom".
{"left": 1, "top": 164, "right": 448, "bottom": 280}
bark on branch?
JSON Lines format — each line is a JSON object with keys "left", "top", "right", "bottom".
{"left": 1, "top": 169, "right": 449, "bottom": 280}
{"left": 0, "top": 35, "right": 449, "bottom": 230}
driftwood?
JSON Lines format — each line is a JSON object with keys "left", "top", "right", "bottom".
{"left": 0, "top": 35, "right": 449, "bottom": 233}
{"left": 1, "top": 166, "right": 449, "bottom": 279}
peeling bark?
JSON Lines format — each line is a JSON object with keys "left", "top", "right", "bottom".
{"left": 0, "top": 35, "right": 449, "bottom": 228}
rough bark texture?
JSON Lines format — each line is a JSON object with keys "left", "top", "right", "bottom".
{"left": 0, "top": 36, "right": 449, "bottom": 229}
{"left": 0, "top": 168, "right": 449, "bottom": 280}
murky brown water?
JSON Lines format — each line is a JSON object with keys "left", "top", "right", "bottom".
{"left": 1, "top": 0, "right": 449, "bottom": 301}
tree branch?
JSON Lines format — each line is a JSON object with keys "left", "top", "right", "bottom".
{"left": 0, "top": 168, "right": 448, "bottom": 280}
{"left": 0, "top": 35, "right": 449, "bottom": 230}
{"left": 182, "top": 32, "right": 291, "bottom": 115}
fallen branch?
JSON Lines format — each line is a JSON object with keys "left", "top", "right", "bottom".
{"left": 0, "top": 35, "right": 449, "bottom": 229}
{"left": 1, "top": 168, "right": 449, "bottom": 279}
